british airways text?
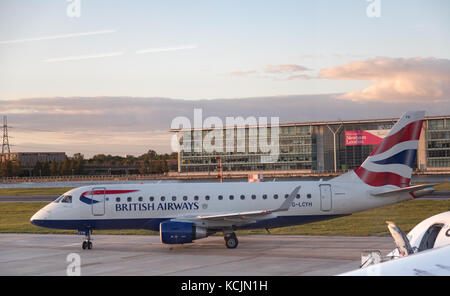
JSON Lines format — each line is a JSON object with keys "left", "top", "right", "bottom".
{"left": 115, "top": 202, "right": 199, "bottom": 212}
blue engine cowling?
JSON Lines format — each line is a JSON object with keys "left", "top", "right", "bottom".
{"left": 160, "top": 221, "right": 207, "bottom": 244}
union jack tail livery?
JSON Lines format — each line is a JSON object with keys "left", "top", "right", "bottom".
{"left": 354, "top": 111, "right": 425, "bottom": 188}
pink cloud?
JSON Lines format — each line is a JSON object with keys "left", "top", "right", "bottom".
{"left": 229, "top": 70, "right": 257, "bottom": 77}
{"left": 318, "top": 57, "right": 450, "bottom": 102}
{"left": 264, "top": 64, "right": 310, "bottom": 73}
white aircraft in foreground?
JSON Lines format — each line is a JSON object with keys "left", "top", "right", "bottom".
{"left": 31, "top": 111, "right": 433, "bottom": 250}
{"left": 340, "top": 211, "right": 450, "bottom": 276}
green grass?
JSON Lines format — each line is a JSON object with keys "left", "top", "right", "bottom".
{"left": 1, "top": 200, "right": 449, "bottom": 236}
{"left": 238, "top": 200, "right": 450, "bottom": 236}
{"left": 0, "top": 187, "right": 74, "bottom": 196}
{"left": 435, "top": 183, "right": 450, "bottom": 191}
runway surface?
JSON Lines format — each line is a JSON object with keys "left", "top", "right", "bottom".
{"left": 0, "top": 234, "right": 396, "bottom": 276}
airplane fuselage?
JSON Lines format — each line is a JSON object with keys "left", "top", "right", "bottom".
{"left": 31, "top": 178, "right": 411, "bottom": 233}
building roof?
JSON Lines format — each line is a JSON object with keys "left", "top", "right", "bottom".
{"left": 169, "top": 115, "right": 450, "bottom": 132}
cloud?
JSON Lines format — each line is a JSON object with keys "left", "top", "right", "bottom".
{"left": 230, "top": 64, "right": 312, "bottom": 80}
{"left": 229, "top": 70, "right": 257, "bottom": 77}
{"left": 318, "top": 57, "right": 450, "bottom": 102}
{"left": 285, "top": 74, "right": 314, "bottom": 80}
{"left": 0, "top": 29, "right": 116, "bottom": 45}
{"left": 136, "top": 45, "right": 197, "bottom": 54}
{"left": 264, "top": 64, "right": 310, "bottom": 73}
{"left": 43, "top": 52, "right": 124, "bottom": 63}
{"left": 1, "top": 95, "right": 447, "bottom": 157}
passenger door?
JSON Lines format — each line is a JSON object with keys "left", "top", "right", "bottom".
{"left": 320, "top": 184, "right": 332, "bottom": 211}
{"left": 91, "top": 187, "right": 106, "bottom": 216}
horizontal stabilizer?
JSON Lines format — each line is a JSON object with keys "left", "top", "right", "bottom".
{"left": 370, "top": 183, "right": 438, "bottom": 197}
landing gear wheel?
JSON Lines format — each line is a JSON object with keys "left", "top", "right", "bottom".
{"left": 80, "top": 230, "right": 93, "bottom": 250}
{"left": 224, "top": 233, "right": 239, "bottom": 249}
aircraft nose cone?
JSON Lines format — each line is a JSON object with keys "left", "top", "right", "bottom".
{"left": 30, "top": 209, "right": 49, "bottom": 226}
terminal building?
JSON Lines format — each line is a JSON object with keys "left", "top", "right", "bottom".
{"left": 0, "top": 152, "right": 66, "bottom": 167}
{"left": 171, "top": 115, "right": 450, "bottom": 174}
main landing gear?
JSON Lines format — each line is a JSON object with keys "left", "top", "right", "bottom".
{"left": 224, "top": 231, "right": 239, "bottom": 249}
{"left": 80, "top": 230, "right": 93, "bottom": 250}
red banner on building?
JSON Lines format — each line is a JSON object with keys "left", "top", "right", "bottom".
{"left": 345, "top": 130, "right": 389, "bottom": 146}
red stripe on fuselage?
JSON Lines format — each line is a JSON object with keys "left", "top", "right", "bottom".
{"left": 81, "top": 189, "right": 139, "bottom": 196}
{"left": 354, "top": 167, "right": 410, "bottom": 188}
{"left": 370, "top": 120, "right": 423, "bottom": 156}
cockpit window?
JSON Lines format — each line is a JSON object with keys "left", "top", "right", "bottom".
{"left": 61, "top": 195, "right": 72, "bottom": 203}
{"left": 54, "top": 195, "right": 72, "bottom": 203}
{"left": 54, "top": 195, "right": 65, "bottom": 203}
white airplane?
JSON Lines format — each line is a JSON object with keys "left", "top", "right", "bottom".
{"left": 31, "top": 110, "right": 433, "bottom": 250}
{"left": 340, "top": 211, "right": 450, "bottom": 276}
{"left": 386, "top": 211, "right": 450, "bottom": 258}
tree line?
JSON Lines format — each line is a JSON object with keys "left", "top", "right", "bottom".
{"left": 0, "top": 150, "right": 177, "bottom": 177}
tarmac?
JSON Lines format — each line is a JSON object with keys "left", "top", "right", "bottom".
{"left": 0, "top": 233, "right": 396, "bottom": 276}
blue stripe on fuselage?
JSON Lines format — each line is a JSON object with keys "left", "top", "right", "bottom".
{"left": 79, "top": 195, "right": 100, "bottom": 205}
{"left": 31, "top": 215, "right": 348, "bottom": 232}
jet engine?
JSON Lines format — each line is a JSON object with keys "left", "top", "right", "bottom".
{"left": 159, "top": 221, "right": 208, "bottom": 244}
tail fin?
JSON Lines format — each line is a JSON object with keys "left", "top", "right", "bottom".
{"left": 335, "top": 111, "right": 425, "bottom": 188}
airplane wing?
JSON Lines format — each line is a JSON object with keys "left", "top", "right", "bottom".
{"left": 173, "top": 186, "right": 300, "bottom": 225}
{"left": 370, "top": 183, "right": 438, "bottom": 197}
{"left": 339, "top": 245, "right": 450, "bottom": 276}
{"left": 197, "top": 185, "right": 300, "bottom": 222}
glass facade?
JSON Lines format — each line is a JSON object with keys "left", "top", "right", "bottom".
{"left": 323, "top": 121, "right": 395, "bottom": 171}
{"left": 175, "top": 116, "right": 450, "bottom": 173}
{"left": 179, "top": 125, "right": 316, "bottom": 172}
{"left": 427, "top": 118, "right": 450, "bottom": 168}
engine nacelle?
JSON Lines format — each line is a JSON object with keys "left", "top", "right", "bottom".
{"left": 159, "top": 221, "right": 207, "bottom": 244}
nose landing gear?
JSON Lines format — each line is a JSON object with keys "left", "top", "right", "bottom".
{"left": 80, "top": 230, "right": 93, "bottom": 250}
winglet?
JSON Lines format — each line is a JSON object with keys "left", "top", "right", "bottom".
{"left": 273, "top": 186, "right": 301, "bottom": 212}
{"left": 386, "top": 221, "right": 414, "bottom": 256}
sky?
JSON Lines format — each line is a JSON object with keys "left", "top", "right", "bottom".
{"left": 0, "top": 0, "right": 449, "bottom": 157}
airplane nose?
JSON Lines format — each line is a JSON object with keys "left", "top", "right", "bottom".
{"left": 30, "top": 208, "right": 50, "bottom": 226}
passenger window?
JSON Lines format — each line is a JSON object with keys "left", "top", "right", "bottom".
{"left": 150, "top": 196, "right": 154, "bottom": 202}
{"left": 61, "top": 195, "right": 72, "bottom": 203}
{"left": 240, "top": 195, "right": 245, "bottom": 200}
{"left": 284, "top": 194, "right": 289, "bottom": 199}
{"left": 127, "top": 197, "right": 132, "bottom": 202}
{"left": 296, "top": 194, "right": 301, "bottom": 199}
{"left": 262, "top": 194, "right": 267, "bottom": 200}
{"left": 172, "top": 196, "right": 176, "bottom": 201}
{"left": 161, "top": 196, "right": 165, "bottom": 201}
{"left": 138, "top": 197, "right": 143, "bottom": 202}
{"left": 229, "top": 195, "right": 234, "bottom": 200}
{"left": 116, "top": 197, "right": 121, "bottom": 202}
{"left": 194, "top": 195, "right": 199, "bottom": 201}
{"left": 307, "top": 194, "right": 312, "bottom": 199}
{"left": 183, "top": 196, "right": 188, "bottom": 201}
{"left": 218, "top": 195, "right": 223, "bottom": 200}
{"left": 205, "top": 195, "right": 210, "bottom": 201}
{"left": 251, "top": 194, "right": 256, "bottom": 200}
{"left": 274, "top": 194, "right": 279, "bottom": 199}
